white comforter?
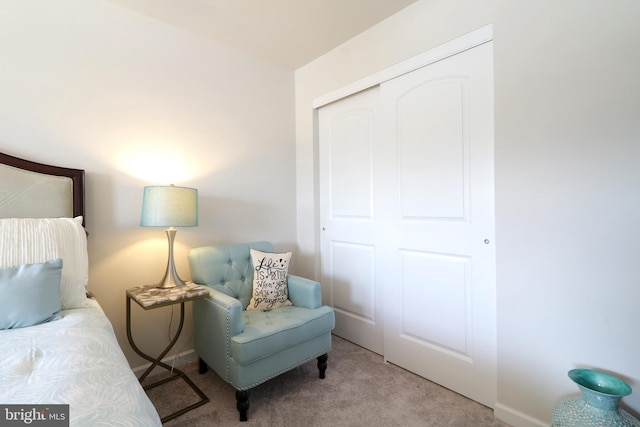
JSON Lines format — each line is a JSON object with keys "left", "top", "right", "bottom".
{"left": 0, "top": 299, "right": 161, "bottom": 427}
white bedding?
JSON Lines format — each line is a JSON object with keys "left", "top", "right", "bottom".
{"left": 0, "top": 298, "right": 161, "bottom": 427}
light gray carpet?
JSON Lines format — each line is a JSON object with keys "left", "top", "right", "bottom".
{"left": 144, "top": 335, "right": 510, "bottom": 426}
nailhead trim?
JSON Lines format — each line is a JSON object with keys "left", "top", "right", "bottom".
{"left": 230, "top": 351, "right": 329, "bottom": 391}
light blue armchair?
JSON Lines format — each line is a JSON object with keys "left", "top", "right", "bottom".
{"left": 188, "top": 242, "right": 335, "bottom": 422}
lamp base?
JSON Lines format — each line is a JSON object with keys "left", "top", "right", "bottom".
{"left": 156, "top": 228, "right": 186, "bottom": 289}
{"left": 156, "top": 273, "right": 186, "bottom": 289}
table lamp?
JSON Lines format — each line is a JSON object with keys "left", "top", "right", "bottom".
{"left": 140, "top": 185, "right": 198, "bottom": 288}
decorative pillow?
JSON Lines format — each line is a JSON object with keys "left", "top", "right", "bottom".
{"left": 0, "top": 258, "right": 63, "bottom": 329}
{"left": 247, "top": 249, "right": 292, "bottom": 311}
{"left": 0, "top": 217, "right": 88, "bottom": 309}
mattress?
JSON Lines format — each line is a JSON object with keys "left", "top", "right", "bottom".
{"left": 0, "top": 298, "right": 161, "bottom": 427}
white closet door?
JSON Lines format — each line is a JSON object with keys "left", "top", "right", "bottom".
{"left": 319, "top": 86, "right": 384, "bottom": 354}
{"left": 319, "top": 39, "right": 495, "bottom": 408}
{"left": 380, "top": 41, "right": 496, "bottom": 407}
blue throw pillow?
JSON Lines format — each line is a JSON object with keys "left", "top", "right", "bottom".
{"left": 0, "top": 258, "right": 63, "bottom": 329}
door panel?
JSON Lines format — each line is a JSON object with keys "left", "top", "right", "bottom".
{"left": 329, "top": 110, "right": 374, "bottom": 218}
{"left": 319, "top": 87, "right": 383, "bottom": 355}
{"left": 400, "top": 250, "right": 470, "bottom": 357}
{"left": 398, "top": 80, "right": 466, "bottom": 219}
{"left": 381, "top": 42, "right": 495, "bottom": 407}
{"left": 329, "top": 242, "right": 375, "bottom": 322}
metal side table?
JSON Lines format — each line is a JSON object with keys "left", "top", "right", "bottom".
{"left": 126, "top": 283, "right": 210, "bottom": 423}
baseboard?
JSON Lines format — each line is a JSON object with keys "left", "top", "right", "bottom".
{"left": 132, "top": 349, "right": 198, "bottom": 377}
{"left": 494, "top": 402, "right": 548, "bottom": 427}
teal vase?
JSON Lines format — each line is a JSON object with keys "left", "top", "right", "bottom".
{"left": 552, "top": 369, "right": 640, "bottom": 426}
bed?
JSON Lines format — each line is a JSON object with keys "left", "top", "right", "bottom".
{"left": 0, "top": 152, "right": 162, "bottom": 426}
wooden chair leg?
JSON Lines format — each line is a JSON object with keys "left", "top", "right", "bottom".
{"left": 236, "top": 390, "right": 249, "bottom": 422}
{"left": 317, "top": 354, "right": 328, "bottom": 379}
{"left": 198, "top": 357, "right": 208, "bottom": 374}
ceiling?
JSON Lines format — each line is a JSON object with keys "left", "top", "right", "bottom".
{"left": 106, "top": 0, "right": 419, "bottom": 69}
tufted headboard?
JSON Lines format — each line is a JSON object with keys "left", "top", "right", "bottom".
{"left": 0, "top": 152, "right": 85, "bottom": 224}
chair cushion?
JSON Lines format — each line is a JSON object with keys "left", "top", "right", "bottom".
{"left": 231, "top": 305, "right": 335, "bottom": 365}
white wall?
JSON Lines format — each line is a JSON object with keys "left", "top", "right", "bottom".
{"left": 295, "top": 0, "right": 640, "bottom": 425}
{"left": 3, "top": 0, "right": 639, "bottom": 424}
{"left": 0, "top": 0, "right": 296, "bottom": 368}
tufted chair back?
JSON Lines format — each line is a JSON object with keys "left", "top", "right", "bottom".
{"left": 188, "top": 241, "right": 273, "bottom": 309}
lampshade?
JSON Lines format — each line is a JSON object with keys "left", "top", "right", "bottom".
{"left": 140, "top": 185, "right": 198, "bottom": 228}
{"left": 140, "top": 185, "right": 198, "bottom": 289}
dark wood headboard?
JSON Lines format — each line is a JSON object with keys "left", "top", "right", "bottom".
{"left": 0, "top": 152, "right": 85, "bottom": 223}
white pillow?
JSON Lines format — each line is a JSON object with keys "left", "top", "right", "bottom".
{"left": 0, "top": 217, "right": 88, "bottom": 309}
{"left": 247, "top": 249, "right": 292, "bottom": 311}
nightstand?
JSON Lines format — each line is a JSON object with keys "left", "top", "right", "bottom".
{"left": 126, "top": 282, "right": 211, "bottom": 423}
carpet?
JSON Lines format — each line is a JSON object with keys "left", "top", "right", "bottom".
{"left": 144, "top": 335, "right": 511, "bottom": 426}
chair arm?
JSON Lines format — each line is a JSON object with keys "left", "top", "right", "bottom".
{"left": 288, "top": 274, "right": 322, "bottom": 309}
{"left": 196, "top": 288, "right": 244, "bottom": 337}
{"left": 193, "top": 288, "right": 244, "bottom": 381}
